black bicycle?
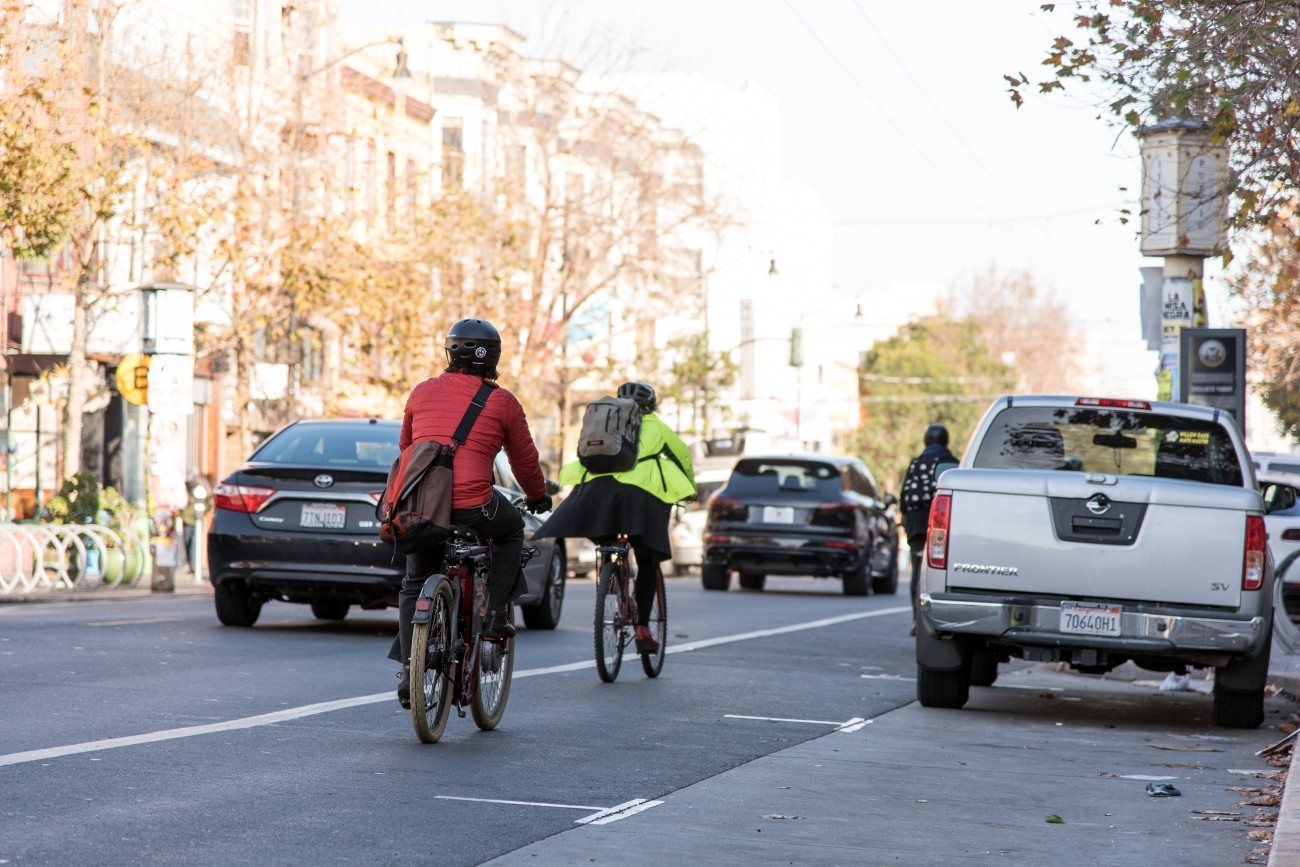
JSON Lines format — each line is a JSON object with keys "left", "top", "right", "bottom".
{"left": 593, "top": 535, "right": 667, "bottom": 682}
{"left": 408, "top": 510, "right": 538, "bottom": 743}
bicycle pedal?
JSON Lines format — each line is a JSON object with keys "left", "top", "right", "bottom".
{"left": 456, "top": 707, "right": 467, "bottom": 718}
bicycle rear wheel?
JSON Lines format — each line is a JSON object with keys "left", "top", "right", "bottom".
{"left": 410, "top": 579, "right": 455, "bottom": 743}
{"left": 594, "top": 560, "right": 625, "bottom": 682}
{"left": 640, "top": 566, "right": 667, "bottom": 678}
{"left": 471, "top": 605, "right": 515, "bottom": 731}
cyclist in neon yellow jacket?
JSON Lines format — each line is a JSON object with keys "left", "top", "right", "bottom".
{"left": 535, "top": 382, "right": 695, "bottom": 653}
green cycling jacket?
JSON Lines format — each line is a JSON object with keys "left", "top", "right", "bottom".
{"left": 558, "top": 412, "right": 696, "bottom": 504}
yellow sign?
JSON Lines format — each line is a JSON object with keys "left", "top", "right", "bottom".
{"left": 116, "top": 354, "right": 150, "bottom": 406}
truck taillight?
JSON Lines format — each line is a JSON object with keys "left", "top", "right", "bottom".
{"left": 927, "top": 494, "right": 951, "bottom": 569}
{"left": 1243, "top": 515, "right": 1266, "bottom": 591}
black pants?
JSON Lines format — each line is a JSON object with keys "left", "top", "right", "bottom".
{"left": 387, "top": 490, "right": 525, "bottom": 665}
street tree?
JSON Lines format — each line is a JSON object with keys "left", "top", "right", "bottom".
{"left": 653, "top": 332, "right": 738, "bottom": 439}
{"left": 952, "top": 266, "right": 1089, "bottom": 395}
{"left": 1006, "top": 1, "right": 1300, "bottom": 228}
{"left": 855, "top": 313, "right": 1013, "bottom": 492}
{"left": 1230, "top": 208, "right": 1300, "bottom": 438}
{"left": 455, "top": 54, "right": 727, "bottom": 455}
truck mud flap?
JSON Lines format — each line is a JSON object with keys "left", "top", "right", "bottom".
{"left": 916, "top": 626, "right": 967, "bottom": 671}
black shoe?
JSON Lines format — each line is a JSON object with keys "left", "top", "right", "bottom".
{"left": 396, "top": 665, "right": 410, "bottom": 709}
{"left": 482, "top": 608, "right": 516, "bottom": 641}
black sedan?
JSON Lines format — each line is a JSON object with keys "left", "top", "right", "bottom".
{"left": 208, "top": 418, "right": 566, "bottom": 629}
{"left": 701, "top": 453, "right": 898, "bottom": 596}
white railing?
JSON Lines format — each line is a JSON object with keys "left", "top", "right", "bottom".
{"left": 0, "top": 523, "right": 152, "bottom": 595}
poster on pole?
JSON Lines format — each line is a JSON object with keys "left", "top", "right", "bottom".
{"left": 1178, "top": 328, "right": 1246, "bottom": 435}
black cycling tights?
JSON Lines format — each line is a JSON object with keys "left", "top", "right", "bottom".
{"left": 628, "top": 537, "right": 660, "bottom": 627}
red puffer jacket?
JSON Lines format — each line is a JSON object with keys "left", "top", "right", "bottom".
{"left": 399, "top": 372, "right": 546, "bottom": 509}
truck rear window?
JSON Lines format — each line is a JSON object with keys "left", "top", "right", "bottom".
{"left": 972, "top": 407, "right": 1244, "bottom": 486}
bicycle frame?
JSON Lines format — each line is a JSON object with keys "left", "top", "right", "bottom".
{"left": 412, "top": 532, "right": 491, "bottom": 710}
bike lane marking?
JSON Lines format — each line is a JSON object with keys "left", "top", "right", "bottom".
{"left": 0, "top": 606, "right": 909, "bottom": 768}
{"left": 434, "top": 794, "right": 664, "bottom": 825}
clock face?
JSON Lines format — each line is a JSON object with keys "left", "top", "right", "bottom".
{"left": 1143, "top": 153, "right": 1172, "bottom": 237}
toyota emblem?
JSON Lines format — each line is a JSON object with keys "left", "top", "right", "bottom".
{"left": 1085, "top": 493, "right": 1111, "bottom": 515}
{"left": 314, "top": 474, "right": 334, "bottom": 488}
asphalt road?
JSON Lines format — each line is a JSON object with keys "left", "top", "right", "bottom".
{"left": 2, "top": 576, "right": 1294, "bottom": 866}
{"left": 0, "top": 575, "right": 914, "bottom": 865}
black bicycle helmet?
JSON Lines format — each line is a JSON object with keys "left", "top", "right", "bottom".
{"left": 617, "top": 381, "right": 657, "bottom": 412}
{"left": 445, "top": 318, "right": 501, "bottom": 375}
{"left": 923, "top": 423, "right": 950, "bottom": 447}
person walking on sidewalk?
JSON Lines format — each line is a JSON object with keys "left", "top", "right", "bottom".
{"left": 900, "top": 422, "right": 958, "bottom": 635}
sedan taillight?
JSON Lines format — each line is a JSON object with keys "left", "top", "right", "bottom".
{"left": 214, "top": 483, "right": 275, "bottom": 514}
{"left": 1243, "top": 515, "right": 1266, "bottom": 591}
{"left": 926, "top": 494, "right": 951, "bottom": 570}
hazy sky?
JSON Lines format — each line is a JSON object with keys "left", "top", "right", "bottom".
{"left": 339, "top": 0, "right": 1199, "bottom": 395}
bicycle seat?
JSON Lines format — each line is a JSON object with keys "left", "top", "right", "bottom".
{"left": 449, "top": 524, "right": 482, "bottom": 543}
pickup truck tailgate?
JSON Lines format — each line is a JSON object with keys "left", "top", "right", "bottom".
{"left": 940, "top": 470, "right": 1260, "bottom": 607}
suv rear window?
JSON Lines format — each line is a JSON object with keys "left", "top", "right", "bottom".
{"left": 253, "top": 421, "right": 401, "bottom": 467}
{"left": 973, "top": 407, "right": 1244, "bottom": 487}
{"left": 728, "top": 459, "right": 842, "bottom": 495}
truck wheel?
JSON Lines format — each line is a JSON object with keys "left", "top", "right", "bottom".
{"left": 969, "top": 648, "right": 998, "bottom": 687}
{"left": 916, "top": 662, "right": 970, "bottom": 709}
{"left": 738, "top": 572, "right": 766, "bottom": 591}
{"left": 1212, "top": 681, "right": 1265, "bottom": 729}
{"left": 842, "top": 562, "right": 869, "bottom": 596}
{"left": 701, "top": 564, "right": 731, "bottom": 591}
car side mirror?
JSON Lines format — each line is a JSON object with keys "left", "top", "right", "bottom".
{"left": 1264, "top": 483, "right": 1297, "bottom": 515}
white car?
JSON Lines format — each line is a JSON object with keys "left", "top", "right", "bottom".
{"left": 669, "top": 469, "right": 731, "bottom": 575}
{"left": 1260, "top": 471, "right": 1300, "bottom": 628}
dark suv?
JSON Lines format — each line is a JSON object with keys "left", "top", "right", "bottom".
{"left": 701, "top": 454, "right": 898, "bottom": 596}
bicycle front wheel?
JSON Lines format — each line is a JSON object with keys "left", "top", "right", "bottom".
{"left": 471, "top": 605, "right": 515, "bottom": 731}
{"left": 410, "top": 579, "right": 455, "bottom": 744}
{"left": 640, "top": 566, "right": 667, "bottom": 678}
{"left": 594, "top": 560, "right": 625, "bottom": 682}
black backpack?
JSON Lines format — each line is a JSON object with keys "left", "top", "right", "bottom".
{"left": 575, "top": 396, "right": 642, "bottom": 474}
{"left": 900, "top": 454, "right": 942, "bottom": 516}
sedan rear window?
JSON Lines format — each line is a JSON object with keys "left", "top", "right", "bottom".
{"left": 728, "top": 460, "right": 842, "bottom": 495}
{"left": 253, "top": 422, "right": 401, "bottom": 468}
{"left": 973, "top": 407, "right": 1244, "bottom": 486}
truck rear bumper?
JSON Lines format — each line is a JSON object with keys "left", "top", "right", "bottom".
{"left": 920, "top": 593, "right": 1269, "bottom": 656}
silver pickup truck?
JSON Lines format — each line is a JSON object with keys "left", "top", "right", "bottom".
{"left": 915, "top": 396, "right": 1275, "bottom": 728}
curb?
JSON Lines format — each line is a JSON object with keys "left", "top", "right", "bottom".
{"left": 1271, "top": 737, "right": 1300, "bottom": 867}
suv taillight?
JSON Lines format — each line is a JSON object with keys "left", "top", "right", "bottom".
{"left": 214, "top": 483, "right": 275, "bottom": 514}
{"left": 810, "top": 503, "right": 857, "bottom": 529}
{"left": 927, "top": 494, "right": 951, "bottom": 569}
{"left": 709, "top": 496, "right": 746, "bottom": 523}
{"left": 1243, "top": 515, "right": 1266, "bottom": 591}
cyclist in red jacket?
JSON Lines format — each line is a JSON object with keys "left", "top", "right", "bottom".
{"left": 389, "top": 318, "right": 552, "bottom": 709}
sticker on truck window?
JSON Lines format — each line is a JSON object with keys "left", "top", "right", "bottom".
{"left": 1059, "top": 601, "right": 1122, "bottom": 637}
{"left": 1166, "top": 430, "right": 1209, "bottom": 446}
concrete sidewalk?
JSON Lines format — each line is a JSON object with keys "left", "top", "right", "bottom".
{"left": 488, "top": 662, "right": 1298, "bottom": 867}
